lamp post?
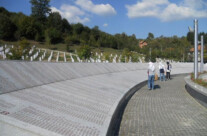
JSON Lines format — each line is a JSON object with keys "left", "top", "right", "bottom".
{"left": 200, "top": 35, "right": 204, "bottom": 73}
{"left": 194, "top": 19, "right": 198, "bottom": 79}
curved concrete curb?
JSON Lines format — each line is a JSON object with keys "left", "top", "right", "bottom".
{"left": 185, "top": 75, "right": 207, "bottom": 108}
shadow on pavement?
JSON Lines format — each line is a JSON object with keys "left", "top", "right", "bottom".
{"left": 154, "top": 84, "right": 161, "bottom": 89}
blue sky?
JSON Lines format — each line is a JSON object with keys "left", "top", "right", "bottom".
{"left": 1, "top": 0, "right": 207, "bottom": 39}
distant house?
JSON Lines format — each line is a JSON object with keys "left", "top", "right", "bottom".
{"left": 190, "top": 45, "right": 201, "bottom": 52}
{"left": 139, "top": 40, "right": 147, "bottom": 48}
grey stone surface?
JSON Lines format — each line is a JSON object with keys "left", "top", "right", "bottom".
{"left": 119, "top": 75, "right": 207, "bottom": 136}
{"left": 0, "top": 61, "right": 202, "bottom": 136}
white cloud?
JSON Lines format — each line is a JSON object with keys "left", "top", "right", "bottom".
{"left": 126, "top": 0, "right": 207, "bottom": 22}
{"left": 51, "top": 5, "right": 90, "bottom": 24}
{"left": 126, "top": 0, "right": 169, "bottom": 18}
{"left": 75, "top": 0, "right": 116, "bottom": 16}
{"left": 161, "top": 3, "right": 207, "bottom": 21}
{"left": 50, "top": 0, "right": 116, "bottom": 24}
{"left": 182, "top": 0, "right": 207, "bottom": 9}
{"left": 103, "top": 23, "right": 108, "bottom": 27}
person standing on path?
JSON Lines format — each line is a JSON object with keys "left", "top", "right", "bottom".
{"left": 166, "top": 61, "right": 172, "bottom": 80}
{"left": 159, "top": 61, "right": 165, "bottom": 81}
{"left": 147, "top": 62, "right": 155, "bottom": 90}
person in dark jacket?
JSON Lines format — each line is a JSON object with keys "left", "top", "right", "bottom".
{"left": 166, "top": 62, "right": 172, "bottom": 80}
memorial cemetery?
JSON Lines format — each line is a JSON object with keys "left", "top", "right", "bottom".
{"left": 1, "top": 0, "right": 207, "bottom": 135}
{"left": 0, "top": 44, "right": 144, "bottom": 63}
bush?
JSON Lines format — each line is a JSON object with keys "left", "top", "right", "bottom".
{"left": 77, "top": 45, "right": 91, "bottom": 60}
{"left": 9, "top": 38, "right": 30, "bottom": 60}
{"left": 65, "top": 35, "right": 80, "bottom": 45}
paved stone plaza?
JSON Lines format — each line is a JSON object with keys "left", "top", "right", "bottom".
{"left": 119, "top": 75, "right": 207, "bottom": 136}
{"left": 0, "top": 61, "right": 205, "bottom": 136}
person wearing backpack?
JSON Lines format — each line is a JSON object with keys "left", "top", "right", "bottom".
{"left": 159, "top": 61, "right": 165, "bottom": 81}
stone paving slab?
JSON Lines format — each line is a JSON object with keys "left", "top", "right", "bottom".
{"left": 0, "top": 61, "right": 202, "bottom": 136}
{"left": 119, "top": 75, "right": 207, "bottom": 136}
{"left": 0, "top": 69, "right": 148, "bottom": 136}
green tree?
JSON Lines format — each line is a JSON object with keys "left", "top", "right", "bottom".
{"left": 114, "top": 34, "right": 124, "bottom": 49}
{"left": 199, "top": 32, "right": 207, "bottom": 45}
{"left": 0, "top": 14, "right": 17, "bottom": 40}
{"left": 45, "top": 28, "right": 62, "bottom": 44}
{"left": 47, "top": 12, "right": 62, "bottom": 30}
{"left": 187, "top": 32, "right": 194, "bottom": 45}
{"left": 0, "top": 7, "right": 10, "bottom": 16}
{"left": 15, "top": 16, "right": 38, "bottom": 40}
{"left": 62, "top": 18, "right": 71, "bottom": 33}
{"left": 65, "top": 35, "right": 80, "bottom": 45}
{"left": 147, "top": 32, "right": 154, "bottom": 40}
{"left": 91, "top": 26, "right": 100, "bottom": 41}
{"left": 72, "top": 23, "right": 84, "bottom": 35}
{"left": 121, "top": 48, "right": 131, "bottom": 62}
{"left": 30, "top": 0, "right": 51, "bottom": 22}
{"left": 65, "top": 36, "right": 79, "bottom": 52}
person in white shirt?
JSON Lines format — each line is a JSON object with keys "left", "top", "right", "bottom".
{"left": 147, "top": 62, "right": 155, "bottom": 90}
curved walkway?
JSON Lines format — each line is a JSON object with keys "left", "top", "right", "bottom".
{"left": 119, "top": 75, "right": 207, "bottom": 136}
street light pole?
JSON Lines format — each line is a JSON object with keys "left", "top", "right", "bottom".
{"left": 194, "top": 19, "right": 198, "bottom": 79}
{"left": 200, "top": 35, "right": 204, "bottom": 73}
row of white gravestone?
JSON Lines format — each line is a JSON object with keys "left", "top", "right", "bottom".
{"left": 30, "top": 51, "right": 39, "bottom": 61}
{"left": 0, "top": 44, "right": 141, "bottom": 63}
{"left": 0, "top": 44, "right": 7, "bottom": 51}
{"left": 29, "top": 45, "right": 36, "bottom": 55}
{"left": 39, "top": 50, "right": 46, "bottom": 61}
{"left": 0, "top": 45, "right": 12, "bottom": 59}
{"left": 95, "top": 52, "right": 135, "bottom": 63}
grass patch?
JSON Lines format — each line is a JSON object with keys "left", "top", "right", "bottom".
{"left": 191, "top": 71, "right": 207, "bottom": 87}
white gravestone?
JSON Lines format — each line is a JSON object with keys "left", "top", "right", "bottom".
{"left": 56, "top": 52, "right": 59, "bottom": 62}
{"left": 76, "top": 55, "right": 80, "bottom": 62}
{"left": 48, "top": 51, "right": 53, "bottom": 62}
{"left": 64, "top": 52, "right": 66, "bottom": 62}
{"left": 39, "top": 57, "right": 42, "bottom": 61}
{"left": 70, "top": 54, "right": 74, "bottom": 62}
